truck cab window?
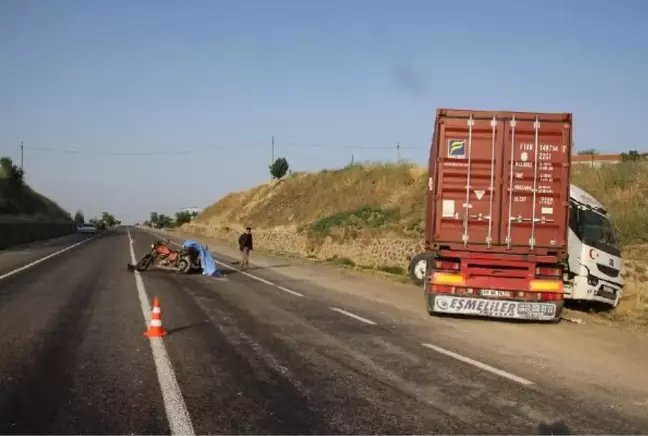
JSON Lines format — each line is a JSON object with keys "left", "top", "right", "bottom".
{"left": 579, "top": 209, "right": 621, "bottom": 257}
{"left": 569, "top": 203, "right": 580, "bottom": 235}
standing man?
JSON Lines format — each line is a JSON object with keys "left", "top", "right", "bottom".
{"left": 238, "top": 227, "right": 253, "bottom": 268}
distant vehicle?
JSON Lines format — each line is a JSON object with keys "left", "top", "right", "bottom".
{"left": 409, "top": 108, "right": 572, "bottom": 323}
{"left": 77, "top": 223, "right": 97, "bottom": 234}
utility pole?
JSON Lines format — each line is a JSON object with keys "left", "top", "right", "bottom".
{"left": 396, "top": 141, "right": 401, "bottom": 163}
{"left": 20, "top": 141, "right": 24, "bottom": 170}
{"left": 351, "top": 153, "right": 354, "bottom": 166}
{"left": 271, "top": 136, "right": 275, "bottom": 164}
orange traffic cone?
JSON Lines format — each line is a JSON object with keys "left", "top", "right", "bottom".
{"left": 145, "top": 296, "right": 167, "bottom": 337}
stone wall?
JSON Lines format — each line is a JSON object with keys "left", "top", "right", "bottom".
{"left": 0, "top": 221, "right": 77, "bottom": 250}
{"left": 180, "top": 223, "right": 424, "bottom": 270}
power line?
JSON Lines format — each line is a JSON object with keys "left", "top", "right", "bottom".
{"left": 22, "top": 140, "right": 424, "bottom": 156}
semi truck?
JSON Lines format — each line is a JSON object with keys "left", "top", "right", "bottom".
{"left": 407, "top": 109, "right": 624, "bottom": 321}
{"left": 410, "top": 108, "right": 573, "bottom": 322}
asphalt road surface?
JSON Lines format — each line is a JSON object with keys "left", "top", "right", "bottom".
{"left": 0, "top": 226, "right": 646, "bottom": 435}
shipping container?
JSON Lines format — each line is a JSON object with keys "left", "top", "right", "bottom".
{"left": 412, "top": 108, "right": 573, "bottom": 323}
{"left": 425, "top": 108, "right": 573, "bottom": 259}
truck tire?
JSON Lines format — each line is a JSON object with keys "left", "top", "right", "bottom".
{"left": 409, "top": 252, "right": 434, "bottom": 287}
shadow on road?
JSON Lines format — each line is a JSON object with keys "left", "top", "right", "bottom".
{"left": 166, "top": 320, "right": 211, "bottom": 335}
{"left": 564, "top": 299, "right": 615, "bottom": 315}
{"left": 537, "top": 419, "right": 572, "bottom": 435}
{"left": 225, "top": 261, "right": 292, "bottom": 272}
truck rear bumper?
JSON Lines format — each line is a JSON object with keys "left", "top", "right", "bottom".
{"left": 426, "top": 293, "right": 563, "bottom": 322}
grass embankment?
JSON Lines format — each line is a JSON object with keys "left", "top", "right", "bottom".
{"left": 0, "top": 178, "right": 71, "bottom": 221}
{"left": 193, "top": 161, "right": 648, "bottom": 327}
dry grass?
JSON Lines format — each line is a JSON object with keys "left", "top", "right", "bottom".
{"left": 0, "top": 178, "right": 72, "bottom": 222}
{"left": 198, "top": 161, "right": 648, "bottom": 245}
{"left": 198, "top": 162, "right": 428, "bottom": 237}
{"left": 571, "top": 161, "right": 648, "bottom": 245}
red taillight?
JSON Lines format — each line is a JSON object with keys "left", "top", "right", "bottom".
{"left": 542, "top": 292, "right": 564, "bottom": 301}
{"left": 435, "top": 260, "right": 460, "bottom": 271}
{"left": 536, "top": 266, "right": 561, "bottom": 277}
{"left": 431, "top": 284, "right": 455, "bottom": 294}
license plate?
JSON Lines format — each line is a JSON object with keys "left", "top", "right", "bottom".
{"left": 433, "top": 296, "right": 557, "bottom": 320}
{"left": 516, "top": 303, "right": 557, "bottom": 318}
{"left": 480, "top": 289, "right": 512, "bottom": 298}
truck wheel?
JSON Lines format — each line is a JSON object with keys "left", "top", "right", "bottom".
{"left": 409, "top": 252, "right": 434, "bottom": 286}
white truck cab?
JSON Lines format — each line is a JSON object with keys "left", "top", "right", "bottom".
{"left": 565, "top": 185, "right": 624, "bottom": 307}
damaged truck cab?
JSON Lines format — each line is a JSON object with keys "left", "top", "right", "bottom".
{"left": 411, "top": 109, "right": 572, "bottom": 322}
{"left": 565, "top": 185, "right": 624, "bottom": 307}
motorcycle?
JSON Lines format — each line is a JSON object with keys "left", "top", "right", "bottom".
{"left": 133, "top": 239, "right": 202, "bottom": 274}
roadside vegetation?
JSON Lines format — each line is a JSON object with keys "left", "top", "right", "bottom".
{"left": 0, "top": 156, "right": 71, "bottom": 221}
{"left": 74, "top": 210, "right": 121, "bottom": 230}
{"left": 145, "top": 209, "right": 199, "bottom": 229}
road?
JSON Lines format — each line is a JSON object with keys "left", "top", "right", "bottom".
{"left": 0, "top": 226, "right": 646, "bottom": 435}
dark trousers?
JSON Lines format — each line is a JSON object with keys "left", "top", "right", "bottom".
{"left": 241, "top": 247, "right": 250, "bottom": 266}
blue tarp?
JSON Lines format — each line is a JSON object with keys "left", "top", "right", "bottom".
{"left": 182, "top": 240, "right": 222, "bottom": 277}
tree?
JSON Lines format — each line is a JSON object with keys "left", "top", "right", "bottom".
{"left": 174, "top": 210, "right": 195, "bottom": 227}
{"left": 156, "top": 214, "right": 173, "bottom": 228}
{"left": 150, "top": 212, "right": 159, "bottom": 227}
{"left": 101, "top": 211, "right": 117, "bottom": 227}
{"left": 73, "top": 210, "right": 85, "bottom": 225}
{"left": 269, "top": 157, "right": 289, "bottom": 180}
{"left": 620, "top": 150, "right": 646, "bottom": 162}
{"left": 577, "top": 149, "right": 598, "bottom": 155}
{"left": 0, "top": 156, "right": 24, "bottom": 186}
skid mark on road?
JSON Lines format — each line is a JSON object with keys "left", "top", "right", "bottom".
{"left": 128, "top": 230, "right": 195, "bottom": 436}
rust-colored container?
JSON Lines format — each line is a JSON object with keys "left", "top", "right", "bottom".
{"left": 426, "top": 108, "right": 572, "bottom": 261}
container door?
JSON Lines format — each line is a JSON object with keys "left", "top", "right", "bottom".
{"left": 499, "top": 116, "right": 571, "bottom": 251}
{"left": 434, "top": 115, "right": 505, "bottom": 248}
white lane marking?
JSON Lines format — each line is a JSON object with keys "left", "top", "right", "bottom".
{"left": 277, "top": 285, "right": 304, "bottom": 297}
{"left": 0, "top": 234, "right": 100, "bottom": 281}
{"left": 421, "top": 343, "right": 534, "bottom": 386}
{"left": 330, "top": 307, "right": 377, "bottom": 325}
{"left": 127, "top": 230, "right": 195, "bottom": 436}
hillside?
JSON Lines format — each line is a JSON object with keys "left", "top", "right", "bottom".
{"left": 0, "top": 178, "right": 72, "bottom": 222}
{"left": 193, "top": 160, "right": 648, "bottom": 246}
{"left": 198, "top": 163, "right": 427, "bottom": 238}
{"left": 181, "top": 160, "right": 648, "bottom": 327}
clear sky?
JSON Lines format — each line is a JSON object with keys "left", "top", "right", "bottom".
{"left": 1, "top": 0, "right": 646, "bottom": 223}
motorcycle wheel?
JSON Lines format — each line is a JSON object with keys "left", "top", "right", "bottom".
{"left": 178, "top": 256, "right": 192, "bottom": 274}
{"left": 136, "top": 254, "right": 153, "bottom": 271}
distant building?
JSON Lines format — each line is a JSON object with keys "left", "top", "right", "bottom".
{"left": 572, "top": 153, "right": 622, "bottom": 167}
{"left": 180, "top": 207, "right": 203, "bottom": 214}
